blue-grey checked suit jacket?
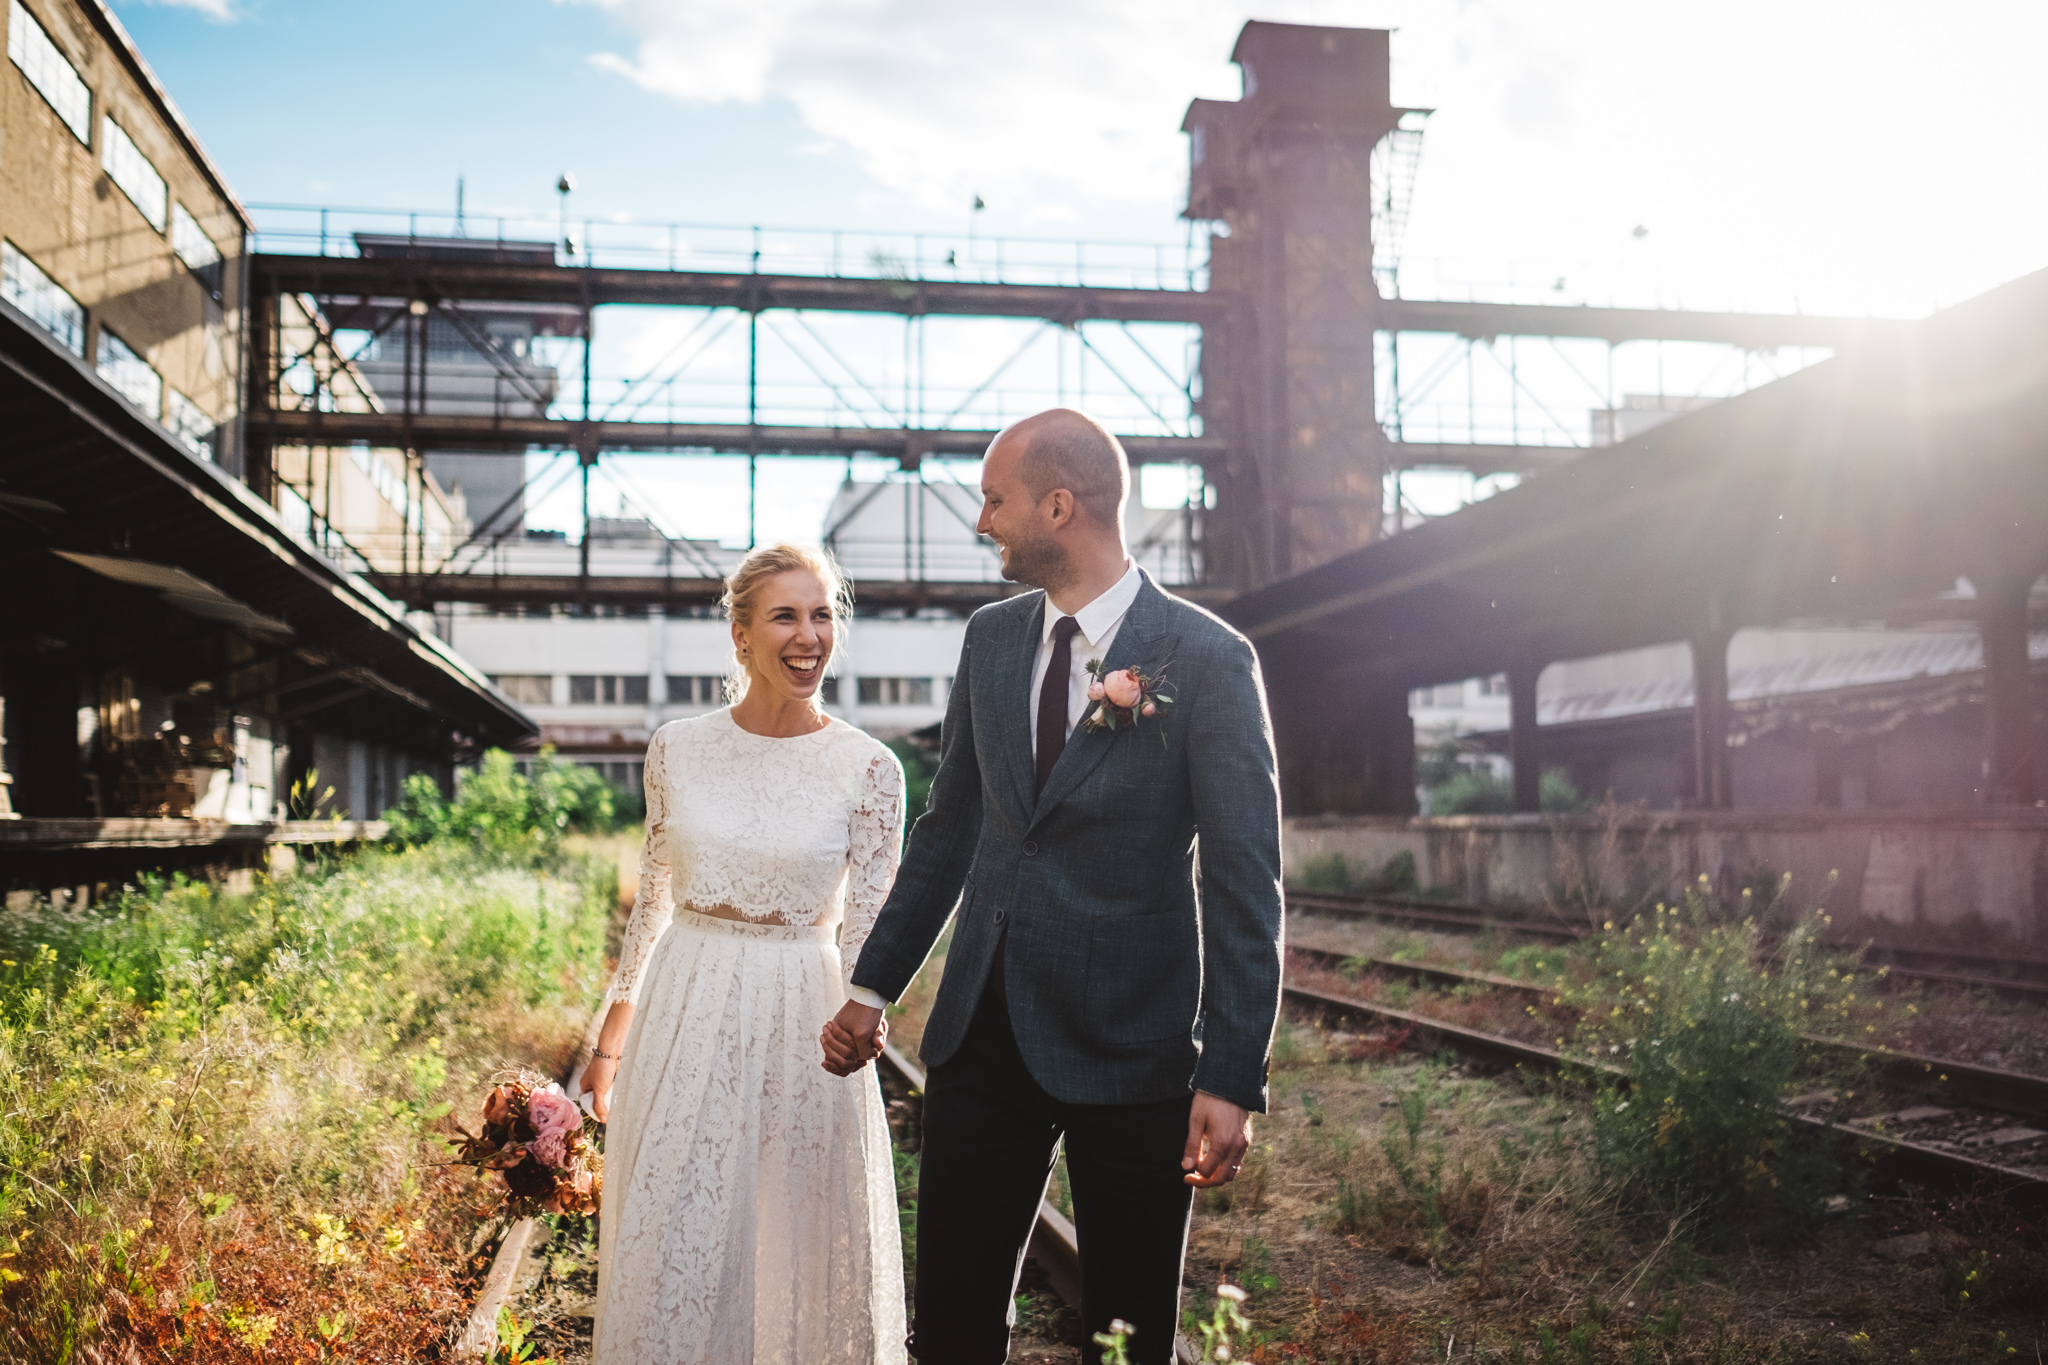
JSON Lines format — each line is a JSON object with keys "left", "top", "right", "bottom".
{"left": 849, "top": 570, "right": 1284, "bottom": 1114}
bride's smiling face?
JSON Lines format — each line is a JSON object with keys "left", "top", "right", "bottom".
{"left": 734, "top": 568, "right": 836, "bottom": 704}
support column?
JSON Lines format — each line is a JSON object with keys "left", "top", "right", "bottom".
{"left": 1270, "top": 673, "right": 1414, "bottom": 815}
{"left": 1690, "top": 628, "right": 1732, "bottom": 809}
{"left": 1508, "top": 662, "right": 1542, "bottom": 813}
{"left": 1979, "top": 570, "right": 2037, "bottom": 805}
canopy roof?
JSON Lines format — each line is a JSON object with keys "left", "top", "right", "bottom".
{"left": 1223, "top": 269, "right": 2048, "bottom": 688}
{"left": 0, "top": 302, "right": 533, "bottom": 752}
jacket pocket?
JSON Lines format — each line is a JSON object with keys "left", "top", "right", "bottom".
{"left": 1084, "top": 906, "right": 1200, "bottom": 1047}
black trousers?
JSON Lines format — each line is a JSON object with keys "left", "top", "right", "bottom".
{"left": 910, "top": 986, "right": 1194, "bottom": 1365}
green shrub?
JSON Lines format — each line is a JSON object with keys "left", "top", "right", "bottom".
{"left": 1427, "top": 767, "right": 1587, "bottom": 815}
{"left": 385, "top": 748, "right": 623, "bottom": 859}
{"left": 1565, "top": 887, "right": 1858, "bottom": 1244}
{"left": 1295, "top": 850, "right": 1420, "bottom": 897}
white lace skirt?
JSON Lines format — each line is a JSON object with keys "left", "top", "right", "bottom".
{"left": 593, "top": 913, "right": 907, "bottom": 1364}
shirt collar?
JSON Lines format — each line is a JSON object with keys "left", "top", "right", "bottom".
{"left": 1043, "top": 560, "right": 1142, "bottom": 647}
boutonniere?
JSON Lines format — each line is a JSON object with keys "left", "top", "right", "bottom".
{"left": 1082, "top": 658, "right": 1175, "bottom": 745}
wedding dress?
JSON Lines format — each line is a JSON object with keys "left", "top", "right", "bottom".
{"left": 592, "top": 709, "right": 908, "bottom": 1364}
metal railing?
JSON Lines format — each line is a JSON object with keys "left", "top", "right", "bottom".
{"left": 248, "top": 203, "right": 1212, "bottom": 294}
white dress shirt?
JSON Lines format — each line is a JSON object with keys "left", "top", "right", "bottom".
{"left": 846, "top": 561, "right": 1140, "bottom": 1012}
{"left": 1029, "top": 559, "right": 1142, "bottom": 761}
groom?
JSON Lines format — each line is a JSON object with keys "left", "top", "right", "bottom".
{"left": 823, "top": 408, "right": 1283, "bottom": 1364}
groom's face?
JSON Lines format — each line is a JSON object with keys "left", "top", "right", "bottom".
{"left": 978, "top": 439, "right": 1064, "bottom": 587}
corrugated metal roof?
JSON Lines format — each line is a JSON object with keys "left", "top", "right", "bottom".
{"left": 1540, "top": 629, "right": 2048, "bottom": 726}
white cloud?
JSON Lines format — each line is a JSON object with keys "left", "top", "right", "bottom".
{"left": 563, "top": 0, "right": 2048, "bottom": 314}
{"left": 129, "top": 0, "right": 241, "bottom": 20}
{"left": 559, "top": 0, "right": 1363, "bottom": 212}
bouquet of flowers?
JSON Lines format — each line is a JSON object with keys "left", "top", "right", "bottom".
{"left": 446, "top": 1069, "right": 603, "bottom": 1217}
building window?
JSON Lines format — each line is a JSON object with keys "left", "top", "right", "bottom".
{"left": 7, "top": 0, "right": 90, "bottom": 143}
{"left": 586, "top": 760, "right": 644, "bottom": 791}
{"left": 568, "top": 675, "right": 648, "bottom": 705}
{"left": 96, "top": 330, "right": 162, "bottom": 417}
{"left": 1480, "top": 673, "right": 1511, "bottom": 697}
{"left": 171, "top": 202, "right": 223, "bottom": 295}
{"left": 278, "top": 484, "right": 314, "bottom": 542}
{"left": 666, "top": 675, "right": 724, "bottom": 705}
{"left": 1, "top": 240, "right": 84, "bottom": 355}
{"left": 856, "top": 677, "right": 935, "bottom": 706}
{"left": 489, "top": 674, "right": 553, "bottom": 705}
{"left": 820, "top": 677, "right": 839, "bottom": 705}
{"left": 100, "top": 116, "right": 168, "bottom": 233}
{"left": 170, "top": 203, "right": 220, "bottom": 270}
{"left": 163, "top": 388, "right": 213, "bottom": 460}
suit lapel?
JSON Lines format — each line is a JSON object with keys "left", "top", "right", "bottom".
{"left": 1028, "top": 573, "right": 1176, "bottom": 828}
{"left": 995, "top": 593, "right": 1045, "bottom": 822}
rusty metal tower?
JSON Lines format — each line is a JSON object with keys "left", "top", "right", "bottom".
{"left": 1185, "top": 23, "right": 1407, "bottom": 587}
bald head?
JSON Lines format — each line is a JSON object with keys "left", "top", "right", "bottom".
{"left": 996, "top": 408, "right": 1129, "bottom": 532}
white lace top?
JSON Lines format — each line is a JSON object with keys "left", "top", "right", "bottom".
{"left": 604, "top": 710, "right": 907, "bottom": 1009}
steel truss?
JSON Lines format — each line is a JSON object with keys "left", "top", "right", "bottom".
{"left": 246, "top": 233, "right": 1904, "bottom": 606}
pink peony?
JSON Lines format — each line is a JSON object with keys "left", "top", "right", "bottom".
{"left": 528, "top": 1086, "right": 582, "bottom": 1141}
{"left": 1086, "top": 678, "right": 1106, "bottom": 701}
{"left": 529, "top": 1130, "right": 569, "bottom": 1169}
{"left": 1102, "top": 669, "right": 1143, "bottom": 709}
{"left": 1141, "top": 701, "right": 1157, "bottom": 718}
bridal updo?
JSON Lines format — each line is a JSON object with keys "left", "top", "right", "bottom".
{"left": 720, "top": 542, "right": 852, "bottom": 702}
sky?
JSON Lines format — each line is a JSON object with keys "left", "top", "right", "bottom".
{"left": 111, "top": 0, "right": 2048, "bottom": 543}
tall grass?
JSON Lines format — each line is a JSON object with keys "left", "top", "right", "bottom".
{"left": 0, "top": 841, "right": 612, "bottom": 1361}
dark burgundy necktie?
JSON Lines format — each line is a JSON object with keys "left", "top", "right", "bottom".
{"left": 1035, "top": 615, "right": 1082, "bottom": 795}
{"left": 995, "top": 615, "right": 1080, "bottom": 1006}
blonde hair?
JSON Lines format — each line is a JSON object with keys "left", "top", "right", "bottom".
{"left": 720, "top": 542, "right": 852, "bottom": 703}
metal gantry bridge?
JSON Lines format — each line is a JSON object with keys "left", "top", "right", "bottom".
{"left": 241, "top": 24, "right": 1906, "bottom": 614}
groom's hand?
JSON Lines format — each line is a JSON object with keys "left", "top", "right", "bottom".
{"left": 821, "top": 1001, "right": 886, "bottom": 1076}
{"left": 1182, "top": 1091, "right": 1251, "bottom": 1187}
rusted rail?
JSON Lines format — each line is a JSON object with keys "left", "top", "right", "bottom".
{"left": 1281, "top": 958, "right": 2048, "bottom": 1217}
{"left": 1287, "top": 890, "right": 2048, "bottom": 1004}
{"left": 1287, "top": 943, "right": 2048, "bottom": 1122}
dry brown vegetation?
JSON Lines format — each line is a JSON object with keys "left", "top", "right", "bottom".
{"left": 0, "top": 842, "right": 613, "bottom": 1362}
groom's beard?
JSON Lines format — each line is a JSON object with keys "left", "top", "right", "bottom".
{"left": 998, "top": 529, "right": 1073, "bottom": 596}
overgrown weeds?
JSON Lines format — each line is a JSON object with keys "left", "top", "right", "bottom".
{"left": 1563, "top": 883, "right": 1862, "bottom": 1245}
{"left": 0, "top": 840, "right": 612, "bottom": 1361}
{"left": 1309, "top": 1055, "right": 1612, "bottom": 1289}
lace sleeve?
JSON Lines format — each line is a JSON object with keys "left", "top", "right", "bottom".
{"left": 838, "top": 747, "right": 906, "bottom": 989}
{"left": 604, "top": 728, "right": 676, "bottom": 1010}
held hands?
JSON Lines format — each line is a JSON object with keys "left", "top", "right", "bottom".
{"left": 1182, "top": 1091, "right": 1251, "bottom": 1188}
{"left": 820, "top": 1001, "right": 888, "bottom": 1076}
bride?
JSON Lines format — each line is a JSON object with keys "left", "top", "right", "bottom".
{"left": 579, "top": 543, "right": 908, "bottom": 1364}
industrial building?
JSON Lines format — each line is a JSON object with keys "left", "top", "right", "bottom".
{"left": 0, "top": 0, "right": 532, "bottom": 891}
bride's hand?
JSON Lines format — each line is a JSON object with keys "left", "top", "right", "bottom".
{"left": 821, "top": 1001, "right": 886, "bottom": 1075}
{"left": 581, "top": 1056, "right": 616, "bottom": 1122}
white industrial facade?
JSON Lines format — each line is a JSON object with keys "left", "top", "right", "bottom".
{"left": 440, "top": 472, "right": 1203, "bottom": 786}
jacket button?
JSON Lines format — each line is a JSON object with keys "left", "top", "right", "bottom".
{"left": 1022, "top": 840, "right": 1038, "bottom": 856}
{"left": 993, "top": 909, "right": 1007, "bottom": 924}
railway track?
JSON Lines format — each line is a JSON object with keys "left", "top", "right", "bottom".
{"left": 1287, "top": 890, "right": 2048, "bottom": 1004}
{"left": 1279, "top": 945, "right": 2048, "bottom": 1217}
